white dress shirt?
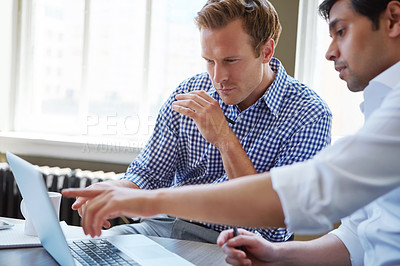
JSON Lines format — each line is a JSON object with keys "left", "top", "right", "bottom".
{"left": 270, "top": 61, "right": 400, "bottom": 265}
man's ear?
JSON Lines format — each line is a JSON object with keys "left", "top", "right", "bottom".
{"left": 386, "top": 1, "right": 400, "bottom": 38}
{"left": 261, "top": 39, "right": 275, "bottom": 64}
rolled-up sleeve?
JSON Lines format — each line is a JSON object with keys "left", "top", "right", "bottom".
{"left": 329, "top": 210, "right": 367, "bottom": 266}
{"left": 270, "top": 86, "right": 400, "bottom": 233}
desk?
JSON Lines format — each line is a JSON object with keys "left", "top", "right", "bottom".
{"left": 0, "top": 217, "right": 228, "bottom": 266}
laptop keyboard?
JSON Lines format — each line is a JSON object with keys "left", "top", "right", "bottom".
{"left": 69, "top": 239, "right": 141, "bottom": 265}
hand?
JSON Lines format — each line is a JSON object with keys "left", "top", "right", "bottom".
{"left": 172, "top": 90, "right": 233, "bottom": 147}
{"left": 69, "top": 180, "right": 139, "bottom": 233}
{"left": 217, "top": 229, "right": 278, "bottom": 265}
{"left": 63, "top": 186, "right": 153, "bottom": 237}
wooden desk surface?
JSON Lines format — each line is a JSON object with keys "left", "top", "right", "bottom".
{"left": 0, "top": 217, "right": 228, "bottom": 266}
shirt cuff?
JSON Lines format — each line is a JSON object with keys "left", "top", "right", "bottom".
{"left": 270, "top": 161, "right": 333, "bottom": 234}
{"left": 329, "top": 221, "right": 364, "bottom": 266}
{"left": 121, "top": 173, "right": 149, "bottom": 189}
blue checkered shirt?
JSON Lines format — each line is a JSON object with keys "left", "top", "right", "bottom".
{"left": 123, "top": 58, "right": 332, "bottom": 242}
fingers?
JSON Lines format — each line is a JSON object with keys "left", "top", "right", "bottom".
{"left": 173, "top": 91, "right": 216, "bottom": 115}
{"left": 62, "top": 188, "right": 105, "bottom": 198}
{"left": 63, "top": 188, "right": 112, "bottom": 237}
{"left": 222, "top": 243, "right": 251, "bottom": 266}
{"left": 225, "top": 256, "right": 252, "bottom": 266}
{"left": 220, "top": 233, "right": 256, "bottom": 266}
{"left": 62, "top": 188, "right": 104, "bottom": 210}
{"left": 79, "top": 189, "right": 129, "bottom": 237}
{"left": 103, "top": 220, "right": 111, "bottom": 229}
{"left": 236, "top": 228, "right": 257, "bottom": 236}
{"left": 175, "top": 90, "right": 214, "bottom": 103}
{"left": 220, "top": 229, "right": 271, "bottom": 265}
{"left": 81, "top": 193, "right": 112, "bottom": 237}
{"left": 172, "top": 102, "right": 202, "bottom": 119}
{"left": 217, "top": 228, "right": 257, "bottom": 246}
{"left": 217, "top": 229, "right": 235, "bottom": 246}
{"left": 175, "top": 93, "right": 210, "bottom": 107}
{"left": 71, "top": 196, "right": 86, "bottom": 210}
{"left": 88, "top": 197, "right": 110, "bottom": 236}
{"left": 226, "top": 235, "right": 260, "bottom": 250}
{"left": 222, "top": 242, "right": 247, "bottom": 257}
{"left": 173, "top": 90, "right": 229, "bottom": 147}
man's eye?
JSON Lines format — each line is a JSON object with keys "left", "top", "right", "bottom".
{"left": 225, "top": 59, "right": 238, "bottom": 63}
{"left": 336, "top": 29, "right": 345, "bottom": 37}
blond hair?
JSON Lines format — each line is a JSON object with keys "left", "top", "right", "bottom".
{"left": 195, "top": 0, "right": 282, "bottom": 57}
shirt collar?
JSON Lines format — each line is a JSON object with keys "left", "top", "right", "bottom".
{"left": 263, "top": 58, "right": 288, "bottom": 117}
{"left": 369, "top": 60, "right": 400, "bottom": 89}
{"left": 361, "top": 61, "right": 400, "bottom": 120}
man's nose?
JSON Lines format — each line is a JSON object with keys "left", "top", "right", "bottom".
{"left": 325, "top": 40, "right": 339, "bottom": 61}
{"left": 213, "top": 63, "right": 228, "bottom": 84}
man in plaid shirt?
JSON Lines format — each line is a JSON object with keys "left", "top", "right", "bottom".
{"left": 71, "top": 0, "right": 332, "bottom": 243}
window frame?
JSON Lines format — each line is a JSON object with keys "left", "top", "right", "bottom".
{"left": 294, "top": 0, "right": 321, "bottom": 91}
{"left": 0, "top": 0, "right": 149, "bottom": 164}
{"left": 0, "top": 0, "right": 19, "bottom": 133}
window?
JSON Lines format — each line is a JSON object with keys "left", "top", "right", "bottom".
{"left": 296, "top": 0, "right": 364, "bottom": 137}
{"left": 1, "top": 0, "right": 364, "bottom": 163}
{"left": 15, "top": 0, "right": 206, "bottom": 146}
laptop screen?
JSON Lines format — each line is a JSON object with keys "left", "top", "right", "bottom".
{"left": 7, "top": 152, "right": 75, "bottom": 266}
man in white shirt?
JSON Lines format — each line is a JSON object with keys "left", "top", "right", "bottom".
{"left": 218, "top": 62, "right": 400, "bottom": 266}
{"left": 215, "top": 0, "right": 400, "bottom": 265}
{"left": 63, "top": 0, "right": 400, "bottom": 264}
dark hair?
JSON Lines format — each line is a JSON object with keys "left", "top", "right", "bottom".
{"left": 319, "top": 0, "right": 400, "bottom": 30}
{"left": 195, "top": 0, "right": 281, "bottom": 57}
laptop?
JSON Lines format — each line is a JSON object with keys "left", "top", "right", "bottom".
{"left": 6, "top": 152, "right": 194, "bottom": 266}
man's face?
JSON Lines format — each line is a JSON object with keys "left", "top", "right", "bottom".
{"left": 325, "top": 0, "right": 388, "bottom": 92}
{"left": 200, "top": 19, "right": 272, "bottom": 110}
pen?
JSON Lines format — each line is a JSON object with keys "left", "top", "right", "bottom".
{"left": 120, "top": 216, "right": 130, "bottom": 224}
{"left": 232, "top": 227, "right": 245, "bottom": 251}
{"left": 225, "top": 115, "right": 236, "bottom": 125}
{"left": 233, "top": 227, "right": 239, "bottom": 236}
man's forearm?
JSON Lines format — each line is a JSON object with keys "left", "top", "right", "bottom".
{"left": 274, "top": 234, "right": 351, "bottom": 266}
{"left": 149, "top": 172, "right": 284, "bottom": 228}
{"left": 216, "top": 132, "right": 257, "bottom": 179}
{"left": 63, "top": 172, "right": 286, "bottom": 236}
{"left": 116, "top": 179, "right": 141, "bottom": 189}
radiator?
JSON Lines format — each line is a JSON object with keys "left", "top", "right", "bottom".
{"left": 0, "top": 162, "right": 124, "bottom": 226}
